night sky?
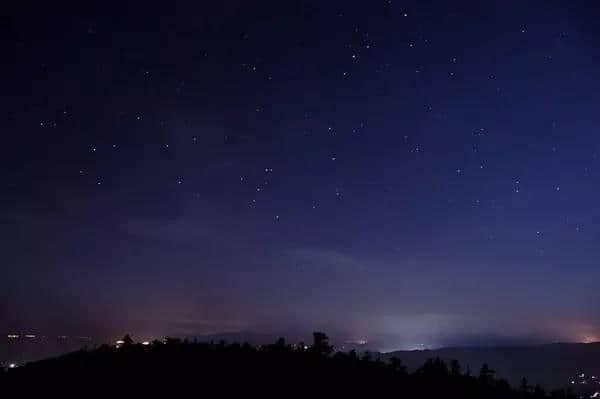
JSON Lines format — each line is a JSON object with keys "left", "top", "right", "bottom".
{"left": 2, "top": 1, "right": 600, "bottom": 350}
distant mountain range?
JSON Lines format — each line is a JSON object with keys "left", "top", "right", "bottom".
{"left": 379, "top": 342, "right": 600, "bottom": 390}
{"left": 194, "top": 333, "right": 600, "bottom": 391}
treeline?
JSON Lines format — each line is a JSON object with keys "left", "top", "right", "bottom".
{"left": 0, "top": 332, "right": 575, "bottom": 397}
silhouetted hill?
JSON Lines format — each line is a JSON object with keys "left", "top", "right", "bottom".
{"left": 0, "top": 335, "right": 96, "bottom": 366}
{"left": 0, "top": 333, "right": 579, "bottom": 398}
{"left": 380, "top": 342, "right": 600, "bottom": 390}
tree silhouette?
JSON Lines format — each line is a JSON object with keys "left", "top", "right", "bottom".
{"left": 122, "top": 334, "right": 133, "bottom": 347}
{"left": 479, "top": 363, "right": 495, "bottom": 385}
{"left": 389, "top": 356, "right": 407, "bottom": 375}
{"left": 465, "top": 365, "right": 472, "bottom": 377}
{"left": 521, "top": 377, "right": 530, "bottom": 394}
{"left": 450, "top": 359, "right": 461, "bottom": 376}
{"left": 311, "top": 331, "right": 333, "bottom": 356}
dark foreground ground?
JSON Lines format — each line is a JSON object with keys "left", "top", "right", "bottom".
{"left": 0, "top": 333, "right": 579, "bottom": 397}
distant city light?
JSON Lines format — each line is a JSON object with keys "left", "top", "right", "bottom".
{"left": 142, "top": 341, "right": 150, "bottom": 346}
{"left": 582, "top": 335, "right": 598, "bottom": 344}
{"left": 7, "top": 334, "right": 19, "bottom": 339}
{"left": 24, "top": 334, "right": 36, "bottom": 338}
{"left": 8, "top": 363, "right": 17, "bottom": 369}
{"left": 345, "top": 339, "right": 368, "bottom": 345}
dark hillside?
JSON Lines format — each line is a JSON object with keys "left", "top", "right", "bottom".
{"left": 1, "top": 333, "right": 577, "bottom": 398}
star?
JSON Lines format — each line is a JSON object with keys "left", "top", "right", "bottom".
{"left": 7, "top": 1, "right": 599, "bottom": 348}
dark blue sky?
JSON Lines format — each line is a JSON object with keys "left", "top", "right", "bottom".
{"left": 2, "top": 1, "right": 600, "bottom": 349}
